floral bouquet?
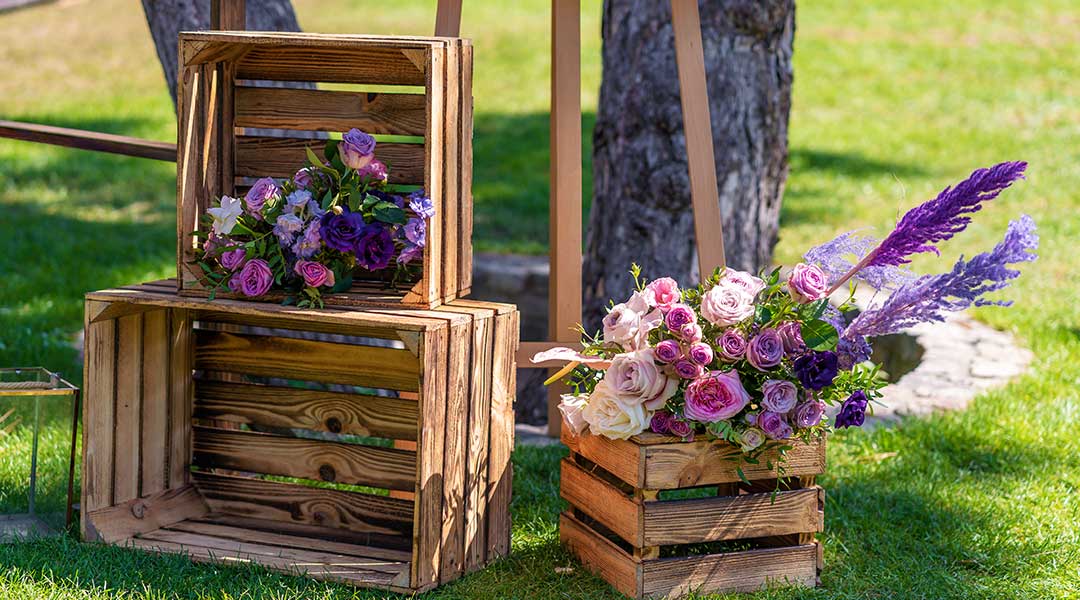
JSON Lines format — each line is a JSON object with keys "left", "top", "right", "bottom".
{"left": 535, "top": 161, "right": 1038, "bottom": 468}
{"left": 191, "top": 128, "right": 434, "bottom": 308}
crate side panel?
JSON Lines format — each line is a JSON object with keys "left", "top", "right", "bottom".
{"left": 457, "top": 42, "right": 474, "bottom": 296}
{"left": 463, "top": 309, "right": 493, "bottom": 571}
{"left": 485, "top": 310, "right": 516, "bottom": 558}
{"left": 438, "top": 320, "right": 470, "bottom": 582}
{"left": 140, "top": 309, "right": 171, "bottom": 497}
{"left": 643, "top": 487, "right": 822, "bottom": 546}
{"left": 234, "top": 86, "right": 427, "bottom": 135}
{"left": 414, "top": 326, "right": 449, "bottom": 587}
{"left": 560, "top": 459, "right": 641, "bottom": 546}
{"left": 235, "top": 45, "right": 428, "bottom": 86}
{"left": 640, "top": 544, "right": 818, "bottom": 598}
{"left": 560, "top": 512, "right": 639, "bottom": 598}
{"left": 82, "top": 304, "right": 116, "bottom": 529}
{"left": 561, "top": 430, "right": 643, "bottom": 489}
{"left": 643, "top": 438, "right": 826, "bottom": 489}
{"left": 168, "top": 310, "right": 195, "bottom": 488}
{"left": 113, "top": 313, "right": 143, "bottom": 504}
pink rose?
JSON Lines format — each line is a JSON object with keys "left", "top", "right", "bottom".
{"left": 700, "top": 284, "right": 754, "bottom": 327}
{"left": 683, "top": 370, "right": 751, "bottom": 422}
{"left": 688, "top": 342, "right": 713, "bottom": 366}
{"left": 760, "top": 379, "right": 798, "bottom": 413}
{"left": 788, "top": 262, "right": 829, "bottom": 303}
{"left": 645, "top": 277, "right": 681, "bottom": 312}
{"left": 654, "top": 339, "right": 681, "bottom": 363}
{"left": 673, "top": 359, "right": 704, "bottom": 380}
{"left": 677, "top": 322, "right": 703, "bottom": 342}
{"left": 605, "top": 349, "right": 679, "bottom": 411}
{"left": 235, "top": 258, "right": 273, "bottom": 297}
{"left": 293, "top": 259, "right": 336, "bottom": 288}
{"left": 244, "top": 177, "right": 279, "bottom": 218}
{"left": 758, "top": 411, "right": 793, "bottom": 440}
{"left": 558, "top": 394, "right": 590, "bottom": 436}
{"left": 722, "top": 269, "right": 766, "bottom": 298}
{"left": 664, "top": 303, "right": 696, "bottom": 331}
{"left": 356, "top": 158, "right": 389, "bottom": 182}
{"left": 603, "top": 291, "right": 662, "bottom": 351}
{"left": 717, "top": 330, "right": 747, "bottom": 362}
{"left": 219, "top": 247, "right": 246, "bottom": 271}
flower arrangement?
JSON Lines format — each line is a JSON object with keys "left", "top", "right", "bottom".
{"left": 535, "top": 162, "right": 1038, "bottom": 468}
{"left": 191, "top": 128, "right": 434, "bottom": 308}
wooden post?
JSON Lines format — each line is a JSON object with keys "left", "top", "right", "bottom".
{"left": 670, "top": 0, "right": 726, "bottom": 275}
{"left": 547, "top": 0, "right": 583, "bottom": 436}
{"left": 210, "top": 0, "right": 246, "bottom": 30}
{"left": 434, "top": 0, "right": 463, "bottom": 37}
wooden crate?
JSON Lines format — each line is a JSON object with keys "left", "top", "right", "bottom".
{"left": 176, "top": 31, "right": 473, "bottom": 308}
{"left": 560, "top": 429, "right": 826, "bottom": 599}
{"left": 81, "top": 280, "right": 516, "bottom": 593}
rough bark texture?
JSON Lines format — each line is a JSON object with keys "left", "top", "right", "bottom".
{"left": 141, "top": 0, "right": 304, "bottom": 108}
{"left": 583, "top": 0, "right": 794, "bottom": 330}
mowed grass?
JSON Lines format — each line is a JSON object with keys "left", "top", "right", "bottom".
{"left": 1, "top": 0, "right": 1079, "bottom": 598}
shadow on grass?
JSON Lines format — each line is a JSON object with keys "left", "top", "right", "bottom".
{"left": 789, "top": 148, "right": 925, "bottom": 180}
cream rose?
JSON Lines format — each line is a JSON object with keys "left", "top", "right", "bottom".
{"left": 606, "top": 349, "right": 679, "bottom": 411}
{"left": 722, "top": 269, "right": 766, "bottom": 298}
{"left": 602, "top": 290, "right": 662, "bottom": 350}
{"left": 558, "top": 393, "right": 590, "bottom": 436}
{"left": 700, "top": 283, "right": 755, "bottom": 327}
{"left": 582, "top": 380, "right": 651, "bottom": 440}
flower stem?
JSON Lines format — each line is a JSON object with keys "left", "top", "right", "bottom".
{"left": 826, "top": 248, "right": 878, "bottom": 296}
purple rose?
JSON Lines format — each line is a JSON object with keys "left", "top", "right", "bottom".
{"left": 235, "top": 258, "right": 273, "bottom": 297}
{"left": 340, "top": 128, "right": 376, "bottom": 170}
{"left": 397, "top": 243, "right": 423, "bottom": 265}
{"left": 788, "top": 262, "right": 829, "bottom": 304}
{"left": 688, "top": 342, "right": 713, "bottom": 366}
{"left": 793, "top": 351, "right": 839, "bottom": 391}
{"left": 758, "top": 411, "right": 793, "bottom": 440}
{"left": 219, "top": 247, "right": 246, "bottom": 271}
{"left": 245, "top": 177, "right": 279, "bottom": 217}
{"left": 717, "top": 330, "right": 747, "bottom": 362}
{"left": 760, "top": 379, "right": 798, "bottom": 413}
{"left": 747, "top": 329, "right": 784, "bottom": 371}
{"left": 792, "top": 400, "right": 825, "bottom": 429}
{"left": 355, "top": 224, "right": 396, "bottom": 271}
{"left": 835, "top": 390, "right": 869, "bottom": 428}
{"left": 409, "top": 191, "right": 435, "bottom": 219}
{"left": 404, "top": 217, "right": 426, "bottom": 246}
{"left": 667, "top": 418, "right": 694, "bottom": 440}
{"left": 664, "top": 303, "right": 696, "bottom": 331}
{"left": 777, "top": 321, "right": 807, "bottom": 355}
{"left": 654, "top": 339, "right": 681, "bottom": 363}
{"left": 677, "top": 322, "right": 703, "bottom": 342}
{"left": 683, "top": 370, "right": 751, "bottom": 422}
{"left": 673, "top": 359, "right": 704, "bottom": 380}
{"left": 356, "top": 158, "right": 388, "bottom": 182}
{"left": 293, "top": 168, "right": 313, "bottom": 189}
{"left": 320, "top": 210, "right": 367, "bottom": 253}
{"left": 293, "top": 259, "right": 335, "bottom": 288}
{"left": 650, "top": 410, "right": 674, "bottom": 434}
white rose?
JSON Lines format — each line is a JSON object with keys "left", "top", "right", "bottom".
{"left": 722, "top": 269, "right": 766, "bottom": 298}
{"left": 606, "top": 349, "right": 679, "bottom": 411}
{"left": 582, "top": 380, "right": 651, "bottom": 440}
{"left": 700, "top": 283, "right": 755, "bottom": 327}
{"left": 602, "top": 292, "right": 663, "bottom": 351}
{"left": 558, "top": 393, "right": 590, "bottom": 436}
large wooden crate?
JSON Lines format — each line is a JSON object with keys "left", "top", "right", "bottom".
{"left": 560, "top": 429, "right": 826, "bottom": 599}
{"left": 81, "top": 280, "right": 516, "bottom": 593}
{"left": 176, "top": 31, "right": 473, "bottom": 308}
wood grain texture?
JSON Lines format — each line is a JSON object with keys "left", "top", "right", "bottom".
{"left": 640, "top": 544, "right": 818, "bottom": 597}
{"left": 559, "top": 512, "right": 639, "bottom": 598}
{"left": 82, "top": 304, "right": 116, "bottom": 528}
{"left": 414, "top": 326, "right": 448, "bottom": 587}
{"left": 236, "top": 45, "right": 429, "bottom": 86}
{"left": 561, "top": 430, "right": 643, "bottom": 489}
{"left": 140, "top": 310, "right": 170, "bottom": 497}
{"left": 462, "top": 306, "right": 493, "bottom": 572}
{"left": 642, "top": 438, "right": 826, "bottom": 489}
{"left": 439, "top": 40, "right": 460, "bottom": 303}
{"left": 85, "top": 485, "right": 208, "bottom": 544}
{"left": 193, "top": 329, "right": 420, "bottom": 391}
{"left": 457, "top": 42, "right": 474, "bottom": 297}
{"left": 234, "top": 86, "right": 427, "bottom": 135}
{"left": 113, "top": 314, "right": 143, "bottom": 504}
{"left": 438, "top": 320, "right": 469, "bottom": 581}
{"left": 234, "top": 136, "right": 424, "bottom": 184}
{"left": 194, "top": 379, "right": 419, "bottom": 440}
{"left": 192, "top": 426, "right": 417, "bottom": 491}
{"left": 642, "top": 487, "right": 822, "bottom": 545}
{"left": 0, "top": 120, "right": 175, "bottom": 161}
{"left": 559, "top": 459, "right": 641, "bottom": 546}
{"left": 168, "top": 309, "right": 194, "bottom": 488}
{"left": 193, "top": 471, "right": 413, "bottom": 538}
{"left": 177, "top": 66, "right": 203, "bottom": 289}
{"left": 486, "top": 310, "right": 516, "bottom": 558}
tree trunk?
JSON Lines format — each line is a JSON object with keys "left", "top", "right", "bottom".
{"left": 140, "top": 0, "right": 305, "bottom": 108}
{"left": 583, "top": 0, "right": 793, "bottom": 329}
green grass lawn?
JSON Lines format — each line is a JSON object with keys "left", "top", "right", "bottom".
{"left": 2, "top": 0, "right": 1080, "bottom": 597}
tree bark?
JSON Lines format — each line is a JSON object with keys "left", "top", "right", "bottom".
{"left": 140, "top": 0, "right": 305, "bottom": 108}
{"left": 583, "top": 0, "right": 794, "bottom": 329}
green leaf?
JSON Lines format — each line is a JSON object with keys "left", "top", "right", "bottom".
{"left": 362, "top": 193, "right": 381, "bottom": 212}
{"left": 321, "top": 189, "right": 335, "bottom": 211}
{"left": 754, "top": 305, "right": 772, "bottom": 325}
{"left": 735, "top": 467, "right": 750, "bottom": 485}
{"left": 305, "top": 146, "right": 323, "bottom": 169}
{"left": 330, "top": 271, "right": 353, "bottom": 293}
{"left": 325, "top": 139, "right": 340, "bottom": 162}
{"left": 331, "top": 154, "right": 347, "bottom": 174}
{"left": 801, "top": 319, "right": 840, "bottom": 351}
{"left": 373, "top": 203, "right": 407, "bottom": 225}
{"left": 348, "top": 190, "right": 362, "bottom": 213}
{"left": 799, "top": 299, "right": 829, "bottom": 321}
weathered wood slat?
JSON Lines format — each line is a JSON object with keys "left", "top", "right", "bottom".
{"left": 461, "top": 305, "right": 493, "bottom": 572}
{"left": 234, "top": 136, "right": 424, "bottom": 183}
{"left": 561, "top": 429, "right": 643, "bottom": 489}
{"left": 559, "top": 512, "right": 639, "bottom": 598}
{"left": 193, "top": 329, "right": 419, "bottom": 391}
{"left": 193, "top": 379, "right": 418, "bottom": 441}
{"left": 168, "top": 310, "right": 194, "bottom": 488}
{"left": 236, "top": 45, "right": 430, "bottom": 86}
{"left": 140, "top": 310, "right": 170, "bottom": 497}
{"left": 0, "top": 120, "right": 176, "bottom": 162}
{"left": 640, "top": 544, "right": 819, "bottom": 597}
{"left": 642, "top": 487, "right": 822, "bottom": 545}
{"left": 457, "top": 42, "right": 474, "bottom": 297}
{"left": 437, "top": 319, "right": 469, "bottom": 581}
{"left": 192, "top": 426, "right": 417, "bottom": 491}
{"left": 234, "top": 86, "right": 427, "bottom": 136}
{"left": 193, "top": 513, "right": 413, "bottom": 553}
{"left": 642, "top": 438, "right": 826, "bottom": 489}
{"left": 113, "top": 314, "right": 143, "bottom": 504}
{"left": 560, "top": 459, "right": 641, "bottom": 546}
{"left": 486, "top": 310, "right": 517, "bottom": 559}
{"left": 439, "top": 41, "right": 460, "bottom": 303}
{"left": 82, "top": 306, "right": 116, "bottom": 523}
{"left": 85, "top": 485, "right": 208, "bottom": 544}
{"left": 414, "top": 326, "right": 448, "bottom": 587}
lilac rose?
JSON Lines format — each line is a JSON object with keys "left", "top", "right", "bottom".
{"left": 673, "top": 359, "right": 704, "bottom": 380}
{"left": 245, "top": 177, "right": 279, "bottom": 218}
{"left": 700, "top": 283, "right": 754, "bottom": 326}
{"left": 758, "top": 411, "right": 793, "bottom": 440}
{"left": 717, "top": 329, "right": 747, "bottom": 362}
{"left": 677, "top": 322, "right": 703, "bottom": 342}
{"left": 340, "top": 128, "right": 376, "bottom": 170}
{"left": 760, "top": 379, "right": 798, "bottom": 413}
{"left": 293, "top": 259, "right": 335, "bottom": 288}
{"left": 293, "top": 168, "right": 314, "bottom": 189}
{"left": 219, "top": 247, "right": 246, "bottom": 271}
{"left": 654, "top": 339, "right": 682, "bottom": 363}
{"left": 777, "top": 320, "right": 807, "bottom": 355}
{"left": 688, "top": 342, "right": 713, "bottom": 366}
{"left": 792, "top": 400, "right": 825, "bottom": 428}
{"left": 747, "top": 329, "right": 784, "bottom": 371}
{"left": 667, "top": 418, "right": 694, "bottom": 440}
{"left": 722, "top": 269, "right": 766, "bottom": 298}
{"left": 788, "top": 262, "right": 829, "bottom": 304}
{"left": 664, "top": 303, "right": 696, "bottom": 331}
{"left": 606, "top": 349, "right": 679, "bottom": 410}
{"left": 355, "top": 224, "right": 396, "bottom": 271}
{"left": 234, "top": 258, "right": 273, "bottom": 297}
{"left": 683, "top": 370, "right": 751, "bottom": 422}
{"left": 650, "top": 409, "right": 674, "bottom": 435}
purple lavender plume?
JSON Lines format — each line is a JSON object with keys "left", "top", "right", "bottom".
{"left": 805, "top": 230, "right": 917, "bottom": 292}
{"left": 843, "top": 215, "right": 1038, "bottom": 341}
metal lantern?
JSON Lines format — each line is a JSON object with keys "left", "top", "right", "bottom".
{"left": 0, "top": 368, "right": 79, "bottom": 541}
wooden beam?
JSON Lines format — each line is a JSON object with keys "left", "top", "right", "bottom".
{"left": 670, "top": 0, "right": 726, "bottom": 275}
{"left": 434, "top": 0, "right": 463, "bottom": 37}
{"left": 211, "top": 0, "right": 246, "bottom": 30}
{"left": 547, "top": 0, "right": 583, "bottom": 436}
{"left": 0, "top": 120, "right": 176, "bottom": 162}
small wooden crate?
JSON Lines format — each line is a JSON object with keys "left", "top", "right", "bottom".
{"left": 81, "top": 280, "right": 516, "bottom": 593}
{"left": 176, "top": 31, "right": 473, "bottom": 308}
{"left": 560, "top": 429, "right": 826, "bottom": 599}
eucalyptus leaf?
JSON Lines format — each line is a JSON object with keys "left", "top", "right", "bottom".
{"left": 801, "top": 319, "right": 840, "bottom": 351}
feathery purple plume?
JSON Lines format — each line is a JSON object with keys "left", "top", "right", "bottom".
{"left": 805, "top": 230, "right": 917, "bottom": 292}
{"left": 843, "top": 215, "right": 1038, "bottom": 341}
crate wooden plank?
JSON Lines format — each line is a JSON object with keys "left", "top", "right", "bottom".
{"left": 439, "top": 41, "right": 460, "bottom": 302}
{"left": 416, "top": 45, "right": 445, "bottom": 308}
{"left": 560, "top": 459, "right": 641, "bottom": 546}
{"left": 642, "top": 438, "right": 826, "bottom": 489}
{"left": 486, "top": 310, "right": 516, "bottom": 559}
{"left": 437, "top": 319, "right": 470, "bottom": 581}
{"left": 168, "top": 309, "right": 194, "bottom": 488}
{"left": 192, "top": 426, "right": 417, "bottom": 491}
{"left": 457, "top": 42, "right": 474, "bottom": 297}
{"left": 192, "top": 471, "right": 413, "bottom": 538}
{"left": 642, "top": 487, "right": 822, "bottom": 546}
{"left": 234, "top": 136, "right": 424, "bottom": 184}
{"left": 640, "top": 544, "right": 819, "bottom": 597}
{"left": 177, "top": 65, "right": 204, "bottom": 290}
{"left": 462, "top": 306, "right": 493, "bottom": 572}
{"left": 140, "top": 309, "right": 170, "bottom": 497}
{"left": 84, "top": 485, "right": 209, "bottom": 544}
{"left": 113, "top": 314, "right": 143, "bottom": 504}
{"left": 193, "top": 379, "right": 418, "bottom": 441}
{"left": 236, "top": 45, "right": 430, "bottom": 86}
{"left": 559, "top": 512, "right": 639, "bottom": 598}
{"left": 82, "top": 306, "right": 116, "bottom": 521}
{"left": 169, "top": 519, "right": 412, "bottom": 563}
{"left": 193, "top": 513, "right": 412, "bottom": 553}
{"left": 561, "top": 430, "right": 643, "bottom": 489}
{"left": 414, "top": 326, "right": 448, "bottom": 587}
{"left": 193, "top": 330, "right": 419, "bottom": 391}
{"left": 234, "top": 86, "right": 427, "bottom": 136}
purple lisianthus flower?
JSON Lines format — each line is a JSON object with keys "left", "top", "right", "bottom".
{"left": 835, "top": 390, "right": 869, "bottom": 428}
{"left": 293, "top": 168, "right": 314, "bottom": 190}
{"left": 664, "top": 303, "right": 696, "bottom": 332}
{"left": 274, "top": 214, "right": 304, "bottom": 245}
{"left": 292, "top": 220, "right": 322, "bottom": 259}
{"left": 777, "top": 321, "right": 807, "bottom": 355}
{"left": 674, "top": 359, "right": 704, "bottom": 380}
{"left": 404, "top": 217, "right": 426, "bottom": 246}
{"left": 793, "top": 351, "right": 839, "bottom": 390}
{"left": 307, "top": 199, "right": 327, "bottom": 220}
{"left": 397, "top": 243, "right": 423, "bottom": 265}
{"left": 286, "top": 190, "right": 312, "bottom": 213}
{"left": 760, "top": 379, "right": 798, "bottom": 413}
{"left": 792, "top": 400, "right": 825, "bottom": 429}
{"left": 746, "top": 329, "right": 784, "bottom": 371}
{"left": 717, "top": 330, "right": 747, "bottom": 362}
{"left": 654, "top": 339, "right": 681, "bottom": 363}
{"left": 340, "top": 128, "right": 376, "bottom": 170}
{"left": 355, "top": 224, "right": 396, "bottom": 271}
{"left": 320, "top": 210, "right": 367, "bottom": 253}
{"left": 758, "top": 411, "right": 793, "bottom": 440}
{"left": 667, "top": 418, "right": 694, "bottom": 440}
{"left": 235, "top": 258, "right": 273, "bottom": 297}
{"left": 409, "top": 191, "right": 435, "bottom": 219}
{"left": 245, "top": 177, "right": 279, "bottom": 218}
{"left": 650, "top": 410, "right": 674, "bottom": 434}
{"left": 688, "top": 342, "right": 713, "bottom": 366}
{"left": 219, "top": 247, "right": 246, "bottom": 271}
